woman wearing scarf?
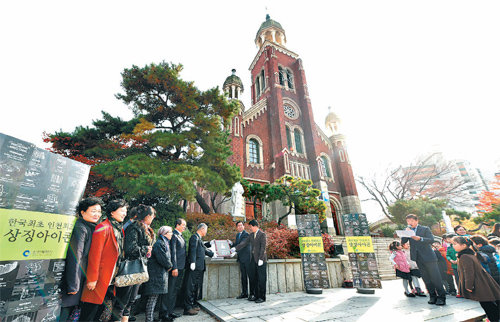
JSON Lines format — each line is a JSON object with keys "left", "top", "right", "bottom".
{"left": 80, "top": 199, "right": 128, "bottom": 321}
{"left": 59, "top": 197, "right": 103, "bottom": 321}
{"left": 142, "top": 226, "right": 173, "bottom": 322}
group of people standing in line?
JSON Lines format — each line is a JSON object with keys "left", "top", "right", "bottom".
{"left": 389, "top": 214, "right": 500, "bottom": 322}
{"left": 58, "top": 196, "right": 269, "bottom": 322}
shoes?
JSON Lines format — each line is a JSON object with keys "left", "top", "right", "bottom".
{"left": 435, "top": 298, "right": 446, "bottom": 306}
{"left": 129, "top": 316, "right": 137, "bottom": 322}
{"left": 193, "top": 306, "right": 201, "bottom": 311}
{"left": 428, "top": 297, "right": 437, "bottom": 305}
{"left": 255, "top": 298, "right": 266, "bottom": 304}
{"left": 170, "top": 313, "right": 181, "bottom": 318}
{"left": 236, "top": 294, "right": 248, "bottom": 299}
{"left": 456, "top": 294, "right": 463, "bottom": 298}
{"left": 183, "top": 309, "right": 198, "bottom": 316}
{"left": 449, "top": 291, "right": 457, "bottom": 296}
{"left": 248, "top": 295, "right": 257, "bottom": 301}
{"left": 415, "top": 287, "right": 426, "bottom": 297}
{"left": 404, "top": 292, "right": 416, "bottom": 297}
{"left": 161, "top": 317, "right": 174, "bottom": 322}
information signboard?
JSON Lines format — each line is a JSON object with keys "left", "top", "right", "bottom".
{"left": 342, "top": 213, "right": 382, "bottom": 289}
{"left": 296, "top": 214, "right": 330, "bottom": 290}
{"left": 0, "top": 133, "right": 90, "bottom": 321}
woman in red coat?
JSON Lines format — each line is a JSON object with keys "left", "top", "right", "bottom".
{"left": 80, "top": 199, "right": 128, "bottom": 321}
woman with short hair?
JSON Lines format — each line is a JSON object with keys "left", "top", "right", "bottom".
{"left": 59, "top": 197, "right": 103, "bottom": 321}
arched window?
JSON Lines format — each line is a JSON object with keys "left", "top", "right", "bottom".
{"left": 249, "top": 139, "right": 259, "bottom": 163}
{"left": 294, "top": 129, "right": 303, "bottom": 154}
{"left": 321, "top": 156, "right": 331, "bottom": 177}
{"left": 256, "top": 77, "right": 261, "bottom": 97}
{"left": 260, "top": 70, "right": 265, "bottom": 91}
{"left": 278, "top": 67, "right": 285, "bottom": 86}
{"left": 286, "top": 69, "right": 294, "bottom": 89}
{"left": 286, "top": 126, "right": 293, "bottom": 149}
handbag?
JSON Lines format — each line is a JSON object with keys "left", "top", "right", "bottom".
{"left": 114, "top": 257, "right": 149, "bottom": 287}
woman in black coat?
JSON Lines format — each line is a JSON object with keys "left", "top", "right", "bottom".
{"left": 59, "top": 197, "right": 103, "bottom": 322}
{"left": 115, "top": 205, "right": 156, "bottom": 321}
{"left": 143, "top": 226, "right": 173, "bottom": 322}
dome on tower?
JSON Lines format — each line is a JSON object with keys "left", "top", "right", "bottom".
{"left": 254, "top": 14, "right": 287, "bottom": 49}
{"left": 325, "top": 106, "right": 341, "bottom": 135}
{"left": 223, "top": 69, "right": 243, "bottom": 100}
{"left": 223, "top": 69, "right": 244, "bottom": 91}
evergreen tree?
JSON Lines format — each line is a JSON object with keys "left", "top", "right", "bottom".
{"left": 45, "top": 62, "right": 240, "bottom": 217}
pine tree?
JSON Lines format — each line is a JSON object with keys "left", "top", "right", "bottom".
{"left": 45, "top": 62, "right": 240, "bottom": 216}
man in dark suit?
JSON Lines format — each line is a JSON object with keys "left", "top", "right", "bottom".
{"left": 162, "top": 218, "right": 186, "bottom": 320}
{"left": 183, "top": 223, "right": 214, "bottom": 315}
{"left": 402, "top": 214, "right": 447, "bottom": 306}
{"left": 233, "top": 219, "right": 267, "bottom": 303}
{"left": 232, "top": 221, "right": 251, "bottom": 299}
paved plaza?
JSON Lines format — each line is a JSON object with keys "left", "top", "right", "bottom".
{"left": 198, "top": 279, "right": 486, "bottom": 322}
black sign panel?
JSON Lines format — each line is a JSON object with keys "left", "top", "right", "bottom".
{"left": 342, "top": 213, "right": 382, "bottom": 289}
{"left": 296, "top": 214, "right": 330, "bottom": 290}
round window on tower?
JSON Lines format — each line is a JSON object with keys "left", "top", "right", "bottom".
{"left": 283, "top": 104, "right": 298, "bottom": 119}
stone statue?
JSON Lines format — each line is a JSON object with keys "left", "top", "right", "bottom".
{"left": 231, "top": 182, "right": 244, "bottom": 217}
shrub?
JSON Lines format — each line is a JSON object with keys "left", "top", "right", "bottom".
{"left": 322, "top": 233, "right": 336, "bottom": 258}
{"left": 266, "top": 225, "right": 300, "bottom": 259}
{"left": 186, "top": 213, "right": 236, "bottom": 241}
{"left": 380, "top": 225, "right": 395, "bottom": 238}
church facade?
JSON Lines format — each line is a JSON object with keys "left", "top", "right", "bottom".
{"left": 219, "top": 15, "right": 362, "bottom": 235}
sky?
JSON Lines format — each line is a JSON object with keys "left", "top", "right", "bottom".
{"left": 1, "top": 1, "right": 499, "bottom": 222}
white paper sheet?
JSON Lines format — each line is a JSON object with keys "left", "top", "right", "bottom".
{"left": 396, "top": 230, "right": 416, "bottom": 238}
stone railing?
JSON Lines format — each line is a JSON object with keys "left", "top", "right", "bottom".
{"left": 201, "top": 257, "right": 349, "bottom": 300}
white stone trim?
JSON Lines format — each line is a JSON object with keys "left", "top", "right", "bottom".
{"left": 317, "top": 153, "right": 335, "bottom": 183}
{"left": 246, "top": 135, "right": 264, "bottom": 169}
{"left": 249, "top": 41, "right": 299, "bottom": 71}
{"left": 242, "top": 177, "right": 270, "bottom": 184}
{"left": 315, "top": 123, "right": 333, "bottom": 150}
{"left": 242, "top": 98, "right": 267, "bottom": 126}
{"left": 234, "top": 116, "right": 240, "bottom": 137}
{"left": 289, "top": 161, "right": 310, "bottom": 180}
{"left": 282, "top": 97, "right": 301, "bottom": 120}
{"left": 278, "top": 65, "right": 297, "bottom": 94}
{"left": 283, "top": 148, "right": 290, "bottom": 173}
{"left": 284, "top": 122, "right": 306, "bottom": 158}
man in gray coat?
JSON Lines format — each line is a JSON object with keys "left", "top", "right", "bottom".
{"left": 233, "top": 219, "right": 267, "bottom": 303}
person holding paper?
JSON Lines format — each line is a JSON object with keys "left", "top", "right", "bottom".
{"left": 232, "top": 220, "right": 267, "bottom": 303}
{"left": 402, "top": 214, "right": 447, "bottom": 306}
{"left": 183, "top": 223, "right": 214, "bottom": 315}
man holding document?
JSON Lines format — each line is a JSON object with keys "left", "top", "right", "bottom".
{"left": 401, "top": 214, "right": 447, "bottom": 306}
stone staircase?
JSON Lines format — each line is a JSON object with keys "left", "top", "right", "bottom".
{"left": 331, "top": 236, "right": 396, "bottom": 280}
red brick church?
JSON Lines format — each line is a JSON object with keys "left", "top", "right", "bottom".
{"left": 189, "top": 15, "right": 362, "bottom": 235}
